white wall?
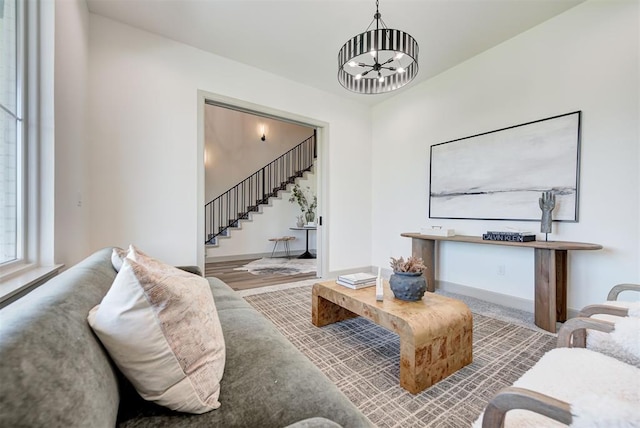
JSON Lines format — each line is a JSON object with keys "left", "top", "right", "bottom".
{"left": 87, "top": 14, "right": 372, "bottom": 270}
{"left": 54, "top": 0, "right": 91, "bottom": 268}
{"left": 372, "top": 0, "right": 639, "bottom": 311}
{"left": 205, "top": 104, "right": 314, "bottom": 202}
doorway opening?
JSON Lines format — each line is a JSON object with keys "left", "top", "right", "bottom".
{"left": 198, "top": 92, "right": 328, "bottom": 290}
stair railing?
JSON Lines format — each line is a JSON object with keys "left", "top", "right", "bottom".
{"left": 205, "top": 131, "right": 316, "bottom": 244}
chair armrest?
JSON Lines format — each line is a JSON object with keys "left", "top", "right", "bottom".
{"left": 557, "top": 317, "right": 615, "bottom": 348}
{"left": 481, "top": 386, "right": 572, "bottom": 428}
{"left": 176, "top": 265, "right": 203, "bottom": 276}
{"left": 607, "top": 283, "right": 640, "bottom": 301}
{"left": 578, "top": 304, "right": 629, "bottom": 318}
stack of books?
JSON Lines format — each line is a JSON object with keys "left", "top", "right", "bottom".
{"left": 482, "top": 231, "right": 536, "bottom": 242}
{"left": 336, "top": 273, "right": 377, "bottom": 289}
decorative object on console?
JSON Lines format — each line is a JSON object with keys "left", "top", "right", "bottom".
{"left": 420, "top": 226, "right": 455, "bottom": 237}
{"left": 539, "top": 190, "right": 556, "bottom": 241}
{"left": 296, "top": 215, "right": 305, "bottom": 228}
{"left": 429, "top": 111, "right": 581, "bottom": 222}
{"left": 389, "top": 256, "right": 427, "bottom": 301}
{"left": 337, "top": 0, "right": 418, "bottom": 94}
{"left": 482, "top": 231, "right": 536, "bottom": 242}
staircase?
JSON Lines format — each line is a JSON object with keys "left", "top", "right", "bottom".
{"left": 205, "top": 131, "right": 317, "bottom": 245}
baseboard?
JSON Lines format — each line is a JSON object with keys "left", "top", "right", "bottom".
{"left": 436, "top": 280, "right": 581, "bottom": 319}
{"left": 206, "top": 251, "right": 304, "bottom": 263}
{"left": 436, "top": 280, "right": 535, "bottom": 313}
{"left": 327, "top": 266, "right": 376, "bottom": 278}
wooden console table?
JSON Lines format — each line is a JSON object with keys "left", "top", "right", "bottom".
{"left": 401, "top": 233, "right": 603, "bottom": 333}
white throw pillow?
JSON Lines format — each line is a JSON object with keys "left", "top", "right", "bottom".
{"left": 88, "top": 255, "right": 225, "bottom": 414}
{"left": 110, "top": 247, "right": 128, "bottom": 272}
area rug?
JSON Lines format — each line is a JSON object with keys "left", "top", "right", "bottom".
{"left": 233, "top": 257, "right": 316, "bottom": 276}
{"left": 244, "top": 285, "right": 556, "bottom": 428}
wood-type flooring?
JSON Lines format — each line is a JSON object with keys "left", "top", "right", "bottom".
{"left": 205, "top": 258, "right": 317, "bottom": 291}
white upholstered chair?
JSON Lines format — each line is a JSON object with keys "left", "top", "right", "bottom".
{"left": 473, "top": 316, "right": 640, "bottom": 428}
{"left": 574, "top": 283, "right": 640, "bottom": 366}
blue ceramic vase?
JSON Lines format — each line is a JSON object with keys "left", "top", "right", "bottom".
{"left": 389, "top": 271, "right": 427, "bottom": 301}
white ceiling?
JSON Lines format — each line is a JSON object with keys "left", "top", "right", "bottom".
{"left": 85, "top": 0, "right": 584, "bottom": 105}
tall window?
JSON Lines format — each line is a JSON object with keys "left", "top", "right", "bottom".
{"left": 0, "top": 0, "right": 22, "bottom": 266}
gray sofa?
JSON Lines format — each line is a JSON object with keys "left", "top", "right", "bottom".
{"left": 0, "top": 248, "right": 372, "bottom": 428}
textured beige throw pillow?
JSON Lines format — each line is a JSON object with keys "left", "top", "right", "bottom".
{"left": 88, "top": 254, "right": 225, "bottom": 414}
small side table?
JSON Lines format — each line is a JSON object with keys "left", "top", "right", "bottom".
{"left": 290, "top": 226, "right": 317, "bottom": 259}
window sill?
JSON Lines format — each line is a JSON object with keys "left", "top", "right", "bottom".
{"left": 0, "top": 264, "right": 63, "bottom": 309}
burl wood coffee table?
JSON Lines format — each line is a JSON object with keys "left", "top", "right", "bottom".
{"left": 312, "top": 280, "right": 473, "bottom": 394}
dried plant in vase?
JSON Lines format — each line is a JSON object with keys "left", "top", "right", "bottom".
{"left": 390, "top": 256, "right": 427, "bottom": 273}
{"left": 389, "top": 256, "right": 427, "bottom": 301}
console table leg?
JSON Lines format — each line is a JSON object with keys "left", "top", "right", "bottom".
{"left": 534, "top": 249, "right": 568, "bottom": 333}
{"left": 412, "top": 238, "right": 435, "bottom": 292}
{"left": 555, "top": 250, "right": 568, "bottom": 322}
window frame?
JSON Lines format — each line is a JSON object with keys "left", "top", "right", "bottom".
{"left": 0, "top": 0, "right": 25, "bottom": 273}
{"left": 0, "top": 0, "right": 60, "bottom": 297}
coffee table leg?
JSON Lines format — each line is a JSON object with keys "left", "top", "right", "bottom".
{"left": 312, "top": 288, "right": 358, "bottom": 327}
{"left": 399, "top": 314, "right": 473, "bottom": 394}
{"left": 400, "top": 341, "right": 431, "bottom": 394}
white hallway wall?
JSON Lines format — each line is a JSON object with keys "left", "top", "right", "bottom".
{"left": 372, "top": 0, "right": 639, "bottom": 312}
{"left": 204, "top": 104, "right": 314, "bottom": 202}
{"left": 87, "top": 14, "right": 372, "bottom": 270}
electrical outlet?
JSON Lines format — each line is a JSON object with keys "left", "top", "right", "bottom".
{"left": 497, "top": 265, "right": 506, "bottom": 276}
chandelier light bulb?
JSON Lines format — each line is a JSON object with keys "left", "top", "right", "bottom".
{"left": 370, "top": 50, "right": 377, "bottom": 57}
{"left": 348, "top": 61, "right": 357, "bottom": 67}
{"left": 378, "top": 74, "right": 384, "bottom": 83}
{"left": 355, "top": 74, "right": 362, "bottom": 80}
{"left": 397, "top": 67, "right": 405, "bottom": 73}
{"left": 394, "top": 52, "right": 404, "bottom": 60}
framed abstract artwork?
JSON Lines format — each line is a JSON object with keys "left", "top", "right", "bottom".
{"left": 429, "top": 111, "right": 581, "bottom": 221}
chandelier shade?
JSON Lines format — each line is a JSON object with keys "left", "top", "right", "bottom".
{"left": 337, "top": 2, "right": 419, "bottom": 94}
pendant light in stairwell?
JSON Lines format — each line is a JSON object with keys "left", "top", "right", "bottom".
{"left": 338, "top": 0, "right": 419, "bottom": 94}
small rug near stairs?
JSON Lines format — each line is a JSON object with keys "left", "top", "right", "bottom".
{"left": 234, "top": 257, "right": 317, "bottom": 275}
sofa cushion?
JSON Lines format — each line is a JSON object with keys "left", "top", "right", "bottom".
{"left": 88, "top": 256, "right": 225, "bottom": 414}
{"left": 0, "top": 248, "right": 120, "bottom": 427}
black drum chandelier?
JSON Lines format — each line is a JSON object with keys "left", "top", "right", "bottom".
{"left": 338, "top": 0, "right": 419, "bottom": 94}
